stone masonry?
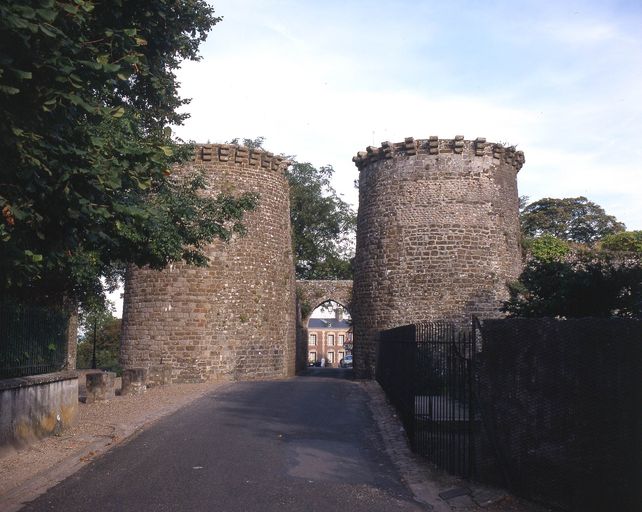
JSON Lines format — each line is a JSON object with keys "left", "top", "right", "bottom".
{"left": 120, "top": 136, "right": 524, "bottom": 382}
{"left": 120, "top": 144, "right": 297, "bottom": 383}
{"left": 351, "top": 137, "right": 524, "bottom": 378}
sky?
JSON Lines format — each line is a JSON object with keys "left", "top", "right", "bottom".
{"left": 111, "top": 0, "right": 642, "bottom": 316}
{"left": 174, "top": 0, "right": 642, "bottom": 231}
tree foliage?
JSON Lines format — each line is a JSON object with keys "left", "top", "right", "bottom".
{"left": 600, "top": 231, "right": 642, "bottom": 254}
{"left": 504, "top": 250, "right": 642, "bottom": 318}
{"left": 286, "top": 163, "right": 356, "bottom": 280}
{"left": 77, "top": 305, "right": 121, "bottom": 371}
{"left": 0, "top": 0, "right": 257, "bottom": 306}
{"left": 523, "top": 234, "right": 571, "bottom": 263}
{"left": 521, "top": 196, "right": 625, "bottom": 244}
{"left": 509, "top": 197, "right": 640, "bottom": 317}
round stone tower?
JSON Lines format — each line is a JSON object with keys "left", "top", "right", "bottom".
{"left": 351, "top": 136, "right": 524, "bottom": 377}
{"left": 120, "top": 144, "right": 297, "bottom": 382}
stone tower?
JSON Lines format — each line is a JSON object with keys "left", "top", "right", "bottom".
{"left": 351, "top": 136, "right": 524, "bottom": 377}
{"left": 120, "top": 144, "right": 297, "bottom": 382}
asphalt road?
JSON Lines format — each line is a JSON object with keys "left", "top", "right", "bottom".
{"left": 21, "top": 368, "right": 425, "bottom": 512}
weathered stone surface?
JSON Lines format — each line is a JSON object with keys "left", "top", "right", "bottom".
{"left": 147, "top": 364, "right": 173, "bottom": 387}
{"left": 0, "top": 372, "right": 78, "bottom": 450}
{"left": 121, "top": 368, "right": 147, "bottom": 395}
{"left": 352, "top": 137, "right": 523, "bottom": 378}
{"left": 120, "top": 144, "right": 297, "bottom": 383}
{"left": 84, "top": 371, "right": 116, "bottom": 403}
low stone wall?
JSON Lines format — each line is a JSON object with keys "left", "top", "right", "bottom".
{"left": 0, "top": 371, "right": 78, "bottom": 451}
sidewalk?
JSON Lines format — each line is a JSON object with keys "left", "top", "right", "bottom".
{"left": 361, "top": 380, "right": 551, "bottom": 512}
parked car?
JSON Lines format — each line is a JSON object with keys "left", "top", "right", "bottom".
{"left": 340, "top": 355, "right": 353, "bottom": 368}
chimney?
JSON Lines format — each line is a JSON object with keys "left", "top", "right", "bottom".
{"left": 335, "top": 308, "right": 343, "bottom": 322}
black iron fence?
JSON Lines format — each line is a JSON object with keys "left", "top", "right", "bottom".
{"left": 377, "top": 322, "right": 475, "bottom": 478}
{"left": 0, "top": 301, "right": 69, "bottom": 379}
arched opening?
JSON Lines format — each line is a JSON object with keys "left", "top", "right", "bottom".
{"left": 305, "top": 300, "right": 352, "bottom": 370}
{"left": 294, "top": 280, "right": 353, "bottom": 374}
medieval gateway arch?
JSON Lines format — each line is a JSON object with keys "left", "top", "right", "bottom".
{"left": 120, "top": 137, "right": 524, "bottom": 381}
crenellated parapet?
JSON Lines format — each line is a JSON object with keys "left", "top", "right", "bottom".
{"left": 193, "top": 144, "right": 290, "bottom": 173}
{"left": 352, "top": 136, "right": 525, "bottom": 172}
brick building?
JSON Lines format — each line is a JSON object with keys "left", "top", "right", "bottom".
{"left": 307, "top": 318, "right": 352, "bottom": 367}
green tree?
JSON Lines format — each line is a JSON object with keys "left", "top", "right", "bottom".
{"left": 600, "top": 231, "right": 642, "bottom": 253}
{"left": 0, "top": 0, "right": 257, "bottom": 307}
{"left": 504, "top": 251, "right": 642, "bottom": 318}
{"left": 523, "top": 234, "right": 571, "bottom": 263}
{"left": 286, "top": 162, "right": 356, "bottom": 279}
{"left": 76, "top": 305, "right": 121, "bottom": 371}
{"left": 521, "top": 197, "right": 625, "bottom": 244}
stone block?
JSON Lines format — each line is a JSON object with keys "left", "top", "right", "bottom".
{"left": 147, "top": 364, "right": 173, "bottom": 387}
{"left": 84, "top": 371, "right": 116, "bottom": 403}
{"left": 121, "top": 368, "right": 148, "bottom": 395}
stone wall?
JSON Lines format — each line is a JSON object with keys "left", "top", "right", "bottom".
{"left": 120, "top": 144, "right": 297, "bottom": 382}
{"left": 0, "top": 371, "right": 78, "bottom": 451}
{"left": 351, "top": 136, "right": 523, "bottom": 377}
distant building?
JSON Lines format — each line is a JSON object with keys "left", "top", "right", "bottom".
{"left": 307, "top": 317, "right": 352, "bottom": 366}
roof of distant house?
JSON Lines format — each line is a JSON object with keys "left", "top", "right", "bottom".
{"left": 308, "top": 318, "right": 352, "bottom": 330}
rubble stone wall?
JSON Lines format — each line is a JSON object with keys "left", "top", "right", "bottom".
{"left": 120, "top": 144, "right": 297, "bottom": 382}
{"left": 351, "top": 136, "right": 524, "bottom": 377}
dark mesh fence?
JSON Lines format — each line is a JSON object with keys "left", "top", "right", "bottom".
{"left": 475, "top": 318, "right": 642, "bottom": 512}
{"left": 0, "top": 301, "right": 69, "bottom": 379}
{"left": 378, "top": 317, "right": 642, "bottom": 512}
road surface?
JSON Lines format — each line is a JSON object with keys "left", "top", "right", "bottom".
{"left": 21, "top": 368, "right": 425, "bottom": 511}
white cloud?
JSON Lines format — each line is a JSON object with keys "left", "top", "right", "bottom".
{"left": 173, "top": 0, "right": 642, "bottom": 230}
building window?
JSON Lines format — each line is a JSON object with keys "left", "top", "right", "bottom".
{"left": 327, "top": 334, "right": 335, "bottom": 346}
{"left": 327, "top": 351, "right": 334, "bottom": 363}
{"left": 309, "top": 351, "right": 316, "bottom": 362}
{"left": 309, "top": 334, "right": 317, "bottom": 345}
{"left": 339, "top": 351, "right": 344, "bottom": 361}
{"left": 338, "top": 335, "right": 344, "bottom": 346}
